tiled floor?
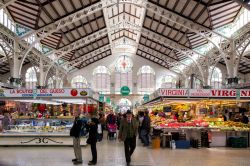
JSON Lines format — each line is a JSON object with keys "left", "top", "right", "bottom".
{"left": 0, "top": 138, "right": 250, "bottom": 166}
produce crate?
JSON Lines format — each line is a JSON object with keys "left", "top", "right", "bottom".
{"left": 227, "top": 137, "right": 247, "bottom": 148}
{"left": 175, "top": 140, "right": 190, "bottom": 149}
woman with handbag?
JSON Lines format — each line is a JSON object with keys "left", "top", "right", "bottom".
{"left": 86, "top": 114, "right": 99, "bottom": 165}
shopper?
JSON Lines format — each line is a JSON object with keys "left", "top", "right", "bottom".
{"left": 241, "top": 113, "right": 249, "bottom": 124}
{"left": 70, "top": 114, "right": 83, "bottom": 165}
{"left": 86, "top": 114, "right": 99, "bottom": 165}
{"left": 138, "top": 111, "right": 144, "bottom": 141}
{"left": 98, "top": 113, "right": 105, "bottom": 141}
{"left": 140, "top": 111, "right": 151, "bottom": 146}
{"left": 118, "top": 110, "right": 139, "bottom": 166}
{"left": 106, "top": 111, "right": 116, "bottom": 138}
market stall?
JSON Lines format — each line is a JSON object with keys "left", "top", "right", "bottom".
{"left": 144, "top": 88, "right": 250, "bottom": 148}
{"left": 0, "top": 88, "right": 100, "bottom": 146}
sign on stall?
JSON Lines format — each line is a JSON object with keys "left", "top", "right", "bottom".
{"left": 189, "top": 89, "right": 210, "bottom": 97}
{"left": 0, "top": 88, "right": 93, "bottom": 98}
{"left": 158, "top": 89, "right": 188, "bottom": 97}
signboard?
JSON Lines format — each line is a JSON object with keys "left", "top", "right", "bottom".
{"left": 189, "top": 89, "right": 210, "bottom": 97}
{"left": 158, "top": 89, "right": 188, "bottom": 97}
{"left": 106, "top": 97, "right": 111, "bottom": 103}
{"left": 143, "top": 94, "right": 150, "bottom": 102}
{"left": 210, "top": 89, "right": 236, "bottom": 97}
{"left": 99, "top": 94, "right": 104, "bottom": 102}
{"left": 120, "top": 86, "right": 130, "bottom": 96}
{"left": 0, "top": 88, "right": 93, "bottom": 98}
{"left": 157, "top": 89, "right": 250, "bottom": 98}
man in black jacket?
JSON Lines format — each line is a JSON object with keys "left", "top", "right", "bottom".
{"left": 86, "top": 114, "right": 99, "bottom": 165}
{"left": 70, "top": 115, "right": 83, "bottom": 165}
{"left": 140, "top": 111, "right": 151, "bottom": 146}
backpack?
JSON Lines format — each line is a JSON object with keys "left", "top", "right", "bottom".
{"left": 80, "top": 118, "right": 88, "bottom": 137}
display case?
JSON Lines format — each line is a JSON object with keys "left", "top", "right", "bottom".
{"left": 0, "top": 118, "right": 87, "bottom": 146}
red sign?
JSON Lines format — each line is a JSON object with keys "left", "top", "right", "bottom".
{"left": 240, "top": 90, "right": 250, "bottom": 97}
{"left": 158, "top": 89, "right": 188, "bottom": 97}
{"left": 211, "top": 89, "right": 236, "bottom": 97}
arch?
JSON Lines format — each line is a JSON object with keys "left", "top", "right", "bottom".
{"left": 71, "top": 75, "right": 88, "bottom": 88}
{"left": 137, "top": 66, "right": 155, "bottom": 94}
{"left": 93, "top": 66, "right": 111, "bottom": 94}
{"left": 25, "top": 66, "right": 39, "bottom": 89}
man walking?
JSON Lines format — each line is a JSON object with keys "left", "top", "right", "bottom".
{"left": 140, "top": 111, "right": 151, "bottom": 146}
{"left": 119, "top": 111, "right": 139, "bottom": 166}
{"left": 70, "top": 114, "right": 83, "bottom": 165}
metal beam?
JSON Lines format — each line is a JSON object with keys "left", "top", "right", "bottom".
{"left": 0, "top": 0, "right": 17, "bottom": 9}
{"left": 45, "top": 28, "right": 108, "bottom": 60}
{"left": 63, "top": 44, "right": 111, "bottom": 67}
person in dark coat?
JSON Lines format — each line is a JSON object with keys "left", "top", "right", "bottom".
{"left": 119, "top": 110, "right": 139, "bottom": 166}
{"left": 242, "top": 113, "right": 249, "bottom": 124}
{"left": 70, "top": 115, "right": 83, "bottom": 165}
{"left": 86, "top": 114, "right": 99, "bottom": 165}
{"left": 140, "top": 111, "right": 151, "bottom": 146}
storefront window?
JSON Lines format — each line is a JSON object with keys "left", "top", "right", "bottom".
{"left": 71, "top": 75, "right": 88, "bottom": 88}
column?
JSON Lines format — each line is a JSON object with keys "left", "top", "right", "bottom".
{"left": 37, "top": 58, "right": 47, "bottom": 89}
{"left": 9, "top": 40, "right": 22, "bottom": 87}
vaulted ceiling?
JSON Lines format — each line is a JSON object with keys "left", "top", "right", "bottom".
{"left": 0, "top": 0, "right": 249, "bottom": 76}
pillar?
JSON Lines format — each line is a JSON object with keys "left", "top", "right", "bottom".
{"left": 9, "top": 40, "right": 22, "bottom": 87}
{"left": 37, "top": 58, "right": 47, "bottom": 89}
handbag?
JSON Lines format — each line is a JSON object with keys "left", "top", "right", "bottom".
{"left": 97, "top": 124, "right": 102, "bottom": 134}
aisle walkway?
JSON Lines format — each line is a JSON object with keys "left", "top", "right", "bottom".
{"left": 0, "top": 138, "right": 250, "bottom": 166}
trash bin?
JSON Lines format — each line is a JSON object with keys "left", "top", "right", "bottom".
{"left": 152, "top": 136, "right": 161, "bottom": 149}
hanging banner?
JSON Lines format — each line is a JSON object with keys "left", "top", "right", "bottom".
{"left": 0, "top": 88, "right": 93, "bottom": 98}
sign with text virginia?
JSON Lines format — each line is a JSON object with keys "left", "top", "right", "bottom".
{"left": 156, "top": 89, "right": 250, "bottom": 98}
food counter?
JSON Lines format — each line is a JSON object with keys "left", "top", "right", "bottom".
{"left": 0, "top": 117, "right": 87, "bottom": 146}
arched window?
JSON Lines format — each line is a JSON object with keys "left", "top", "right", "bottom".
{"left": 93, "top": 66, "right": 111, "bottom": 94}
{"left": 115, "top": 55, "right": 133, "bottom": 94}
{"left": 25, "top": 67, "right": 38, "bottom": 89}
{"left": 48, "top": 77, "right": 54, "bottom": 89}
{"left": 137, "top": 66, "right": 155, "bottom": 94}
{"left": 48, "top": 76, "right": 63, "bottom": 88}
{"left": 209, "top": 67, "right": 222, "bottom": 89}
{"left": 71, "top": 75, "right": 88, "bottom": 88}
{"left": 161, "top": 75, "right": 176, "bottom": 88}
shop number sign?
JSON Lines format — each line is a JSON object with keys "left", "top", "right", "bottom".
{"left": 120, "top": 86, "right": 130, "bottom": 96}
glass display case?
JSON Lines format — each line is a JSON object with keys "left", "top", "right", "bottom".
{"left": 7, "top": 118, "right": 74, "bottom": 134}
{"left": 0, "top": 118, "right": 87, "bottom": 146}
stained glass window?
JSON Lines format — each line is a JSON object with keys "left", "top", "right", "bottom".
{"left": 137, "top": 66, "right": 155, "bottom": 94}
{"left": 25, "top": 67, "right": 39, "bottom": 89}
{"left": 115, "top": 55, "right": 133, "bottom": 73}
{"left": 115, "top": 56, "right": 133, "bottom": 94}
{"left": 161, "top": 75, "right": 176, "bottom": 88}
{"left": 71, "top": 75, "right": 88, "bottom": 88}
{"left": 93, "top": 66, "right": 111, "bottom": 94}
{"left": 209, "top": 67, "right": 222, "bottom": 89}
